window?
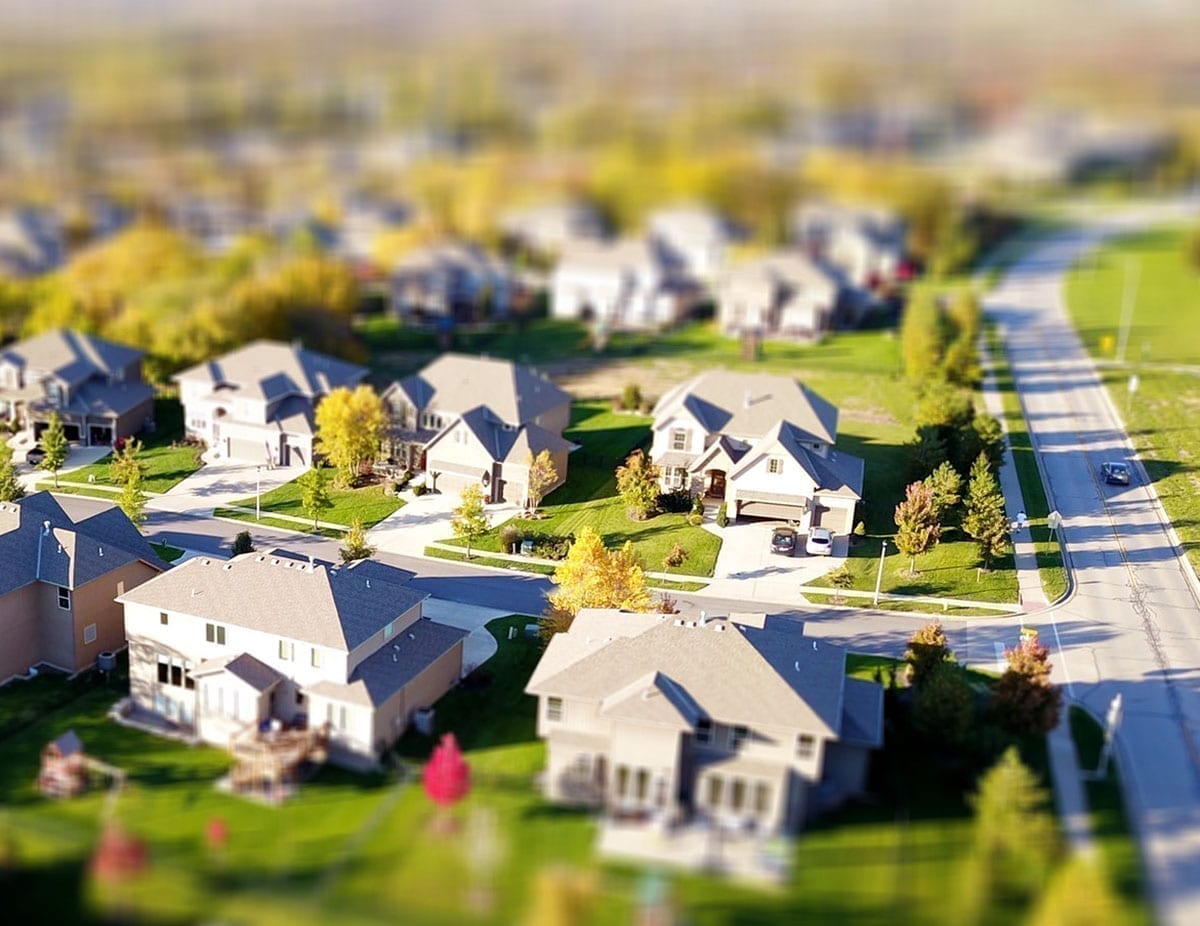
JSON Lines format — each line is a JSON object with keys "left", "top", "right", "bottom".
{"left": 635, "top": 769, "right": 650, "bottom": 802}
{"left": 206, "top": 623, "right": 226, "bottom": 645}
{"left": 157, "top": 655, "right": 169, "bottom": 684}
{"left": 754, "top": 782, "right": 771, "bottom": 815}
{"left": 171, "top": 662, "right": 182, "bottom": 687}
{"left": 546, "top": 697, "right": 563, "bottom": 721}
{"left": 384, "top": 621, "right": 395, "bottom": 640}
{"left": 311, "top": 647, "right": 322, "bottom": 668}
{"left": 83, "top": 623, "right": 97, "bottom": 645}
{"left": 421, "top": 412, "right": 444, "bottom": 430}
{"left": 616, "top": 765, "right": 630, "bottom": 798}
{"left": 671, "top": 466, "right": 688, "bottom": 489}
{"left": 730, "top": 778, "right": 747, "bottom": 812}
{"left": 671, "top": 429, "right": 688, "bottom": 451}
{"left": 730, "top": 725, "right": 749, "bottom": 749}
{"left": 706, "top": 776, "right": 724, "bottom": 808}
{"left": 57, "top": 586, "right": 70, "bottom": 610}
{"left": 47, "top": 382, "right": 63, "bottom": 406}
{"left": 157, "top": 654, "right": 192, "bottom": 690}
{"left": 695, "top": 719, "right": 713, "bottom": 744}
{"left": 279, "top": 640, "right": 293, "bottom": 661}
{"left": 767, "top": 457, "right": 783, "bottom": 475}
{"left": 454, "top": 428, "right": 465, "bottom": 444}
{"left": 160, "top": 612, "right": 169, "bottom": 625}
{"left": 796, "top": 734, "right": 816, "bottom": 759}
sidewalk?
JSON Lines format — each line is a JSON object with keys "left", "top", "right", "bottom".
{"left": 1048, "top": 708, "right": 1097, "bottom": 857}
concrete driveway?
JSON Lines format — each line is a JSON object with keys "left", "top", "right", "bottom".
{"left": 702, "top": 518, "right": 845, "bottom": 602}
{"left": 369, "top": 491, "right": 518, "bottom": 557}
{"left": 12, "top": 440, "right": 114, "bottom": 494}
{"left": 147, "top": 449, "right": 304, "bottom": 516}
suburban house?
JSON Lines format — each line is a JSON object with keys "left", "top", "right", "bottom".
{"left": 117, "top": 550, "right": 469, "bottom": 768}
{"left": 551, "top": 238, "right": 698, "bottom": 331}
{"left": 498, "top": 201, "right": 607, "bottom": 258}
{"left": 716, "top": 252, "right": 842, "bottom": 342}
{"left": 647, "top": 204, "right": 735, "bottom": 284}
{"left": 649, "top": 370, "right": 864, "bottom": 534}
{"left": 526, "top": 609, "right": 883, "bottom": 845}
{"left": 791, "top": 201, "right": 907, "bottom": 310}
{"left": 390, "top": 242, "right": 519, "bottom": 322}
{"left": 0, "top": 329, "right": 156, "bottom": 447}
{"left": 0, "top": 492, "right": 165, "bottom": 685}
{"left": 380, "top": 353, "right": 573, "bottom": 505}
{"left": 175, "top": 340, "right": 366, "bottom": 467}
{"left": 0, "top": 206, "right": 65, "bottom": 277}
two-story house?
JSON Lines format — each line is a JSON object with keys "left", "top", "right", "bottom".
{"left": 650, "top": 370, "right": 864, "bottom": 534}
{"left": 526, "top": 609, "right": 883, "bottom": 843}
{"left": 551, "top": 238, "right": 698, "bottom": 331}
{"left": 0, "top": 492, "right": 165, "bottom": 685}
{"left": 174, "top": 341, "right": 366, "bottom": 467}
{"left": 791, "top": 201, "right": 907, "bottom": 314}
{"left": 0, "top": 329, "right": 156, "bottom": 447}
{"left": 717, "top": 252, "right": 842, "bottom": 342}
{"left": 646, "top": 205, "right": 735, "bottom": 285}
{"left": 390, "top": 242, "right": 518, "bottom": 323}
{"left": 117, "top": 550, "right": 468, "bottom": 768}
{"left": 498, "top": 200, "right": 607, "bottom": 259}
{"left": 380, "top": 353, "right": 574, "bottom": 505}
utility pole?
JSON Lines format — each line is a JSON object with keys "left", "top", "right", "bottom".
{"left": 1115, "top": 257, "right": 1140, "bottom": 364}
{"left": 873, "top": 540, "right": 888, "bottom": 608}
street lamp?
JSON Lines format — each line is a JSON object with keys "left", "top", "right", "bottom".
{"left": 256, "top": 465, "right": 263, "bottom": 521}
{"left": 873, "top": 540, "right": 887, "bottom": 608}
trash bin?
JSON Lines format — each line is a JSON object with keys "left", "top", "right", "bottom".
{"left": 520, "top": 539, "right": 535, "bottom": 556}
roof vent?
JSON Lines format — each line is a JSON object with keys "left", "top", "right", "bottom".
{"left": 191, "top": 589, "right": 199, "bottom": 597}
{"left": 98, "top": 546, "right": 103, "bottom": 557}
{"left": 271, "top": 558, "right": 279, "bottom": 566}
{"left": 366, "top": 579, "right": 371, "bottom": 589}
{"left": 699, "top": 610, "right": 706, "bottom": 623}
{"left": 714, "top": 624, "right": 726, "bottom": 633}
{"left": 256, "top": 555, "right": 265, "bottom": 561}
{"left": 794, "top": 660, "right": 800, "bottom": 671}
{"left": 393, "top": 643, "right": 400, "bottom": 651}
{"left": 223, "top": 563, "right": 233, "bottom": 570}
{"left": 202, "top": 558, "right": 210, "bottom": 566}
{"left": 812, "top": 640, "right": 818, "bottom": 651}
{"left": 392, "top": 653, "right": 398, "bottom": 662}
{"left": 673, "top": 619, "right": 684, "bottom": 626}
{"left": 42, "top": 520, "right": 51, "bottom": 535}
{"left": 685, "top": 620, "right": 697, "bottom": 628}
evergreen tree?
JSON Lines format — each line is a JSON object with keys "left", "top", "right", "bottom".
{"left": 615, "top": 449, "right": 660, "bottom": 520}
{"left": 39, "top": 412, "right": 69, "bottom": 488}
{"left": 0, "top": 441, "right": 24, "bottom": 501}
{"left": 900, "top": 290, "right": 949, "bottom": 383}
{"left": 907, "top": 426, "right": 948, "bottom": 480}
{"left": 923, "top": 460, "right": 962, "bottom": 521}
{"left": 962, "top": 453, "right": 1010, "bottom": 568}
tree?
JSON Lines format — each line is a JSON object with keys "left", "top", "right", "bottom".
{"left": 619, "top": 382, "right": 643, "bottom": 411}
{"left": 524, "top": 450, "right": 557, "bottom": 513}
{"left": 923, "top": 460, "right": 962, "bottom": 521}
{"left": 893, "top": 481, "right": 941, "bottom": 576}
{"left": 1028, "top": 856, "right": 1122, "bottom": 926}
{"left": 907, "top": 426, "right": 948, "bottom": 480}
{"left": 231, "top": 530, "right": 254, "bottom": 556}
{"left": 544, "top": 526, "right": 652, "bottom": 633}
{"left": 297, "top": 467, "right": 333, "bottom": 530}
{"left": 962, "top": 452, "right": 1010, "bottom": 568}
{"left": 39, "top": 412, "right": 69, "bottom": 488}
{"left": 827, "top": 566, "right": 854, "bottom": 603}
{"left": 971, "top": 413, "right": 1006, "bottom": 472}
{"left": 904, "top": 621, "right": 951, "bottom": 687}
{"left": 914, "top": 379, "right": 975, "bottom": 432}
{"left": 912, "top": 662, "right": 975, "bottom": 746}
{"left": 991, "top": 636, "right": 1062, "bottom": 736}
{"left": 108, "top": 437, "right": 147, "bottom": 486}
{"left": 117, "top": 473, "right": 148, "bottom": 530}
{"left": 451, "top": 483, "right": 490, "bottom": 560}
{"left": 899, "top": 290, "right": 949, "bottom": 383}
{"left": 314, "top": 385, "right": 388, "bottom": 487}
{"left": 0, "top": 441, "right": 24, "bottom": 502}
{"left": 615, "top": 449, "right": 660, "bottom": 520}
{"left": 423, "top": 732, "right": 471, "bottom": 808}
{"left": 339, "top": 516, "right": 375, "bottom": 563}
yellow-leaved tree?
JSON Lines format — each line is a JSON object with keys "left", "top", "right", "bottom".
{"left": 542, "top": 527, "right": 651, "bottom": 638}
{"left": 314, "top": 385, "right": 388, "bottom": 487}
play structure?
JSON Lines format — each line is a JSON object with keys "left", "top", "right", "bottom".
{"left": 227, "top": 723, "right": 329, "bottom": 804}
{"left": 37, "top": 730, "right": 126, "bottom": 799}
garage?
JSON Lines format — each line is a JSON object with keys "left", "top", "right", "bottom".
{"left": 226, "top": 436, "right": 272, "bottom": 464}
{"left": 735, "top": 490, "right": 809, "bottom": 524}
{"left": 89, "top": 424, "right": 114, "bottom": 446}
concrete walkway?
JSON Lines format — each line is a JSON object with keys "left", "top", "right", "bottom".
{"left": 1048, "top": 709, "right": 1098, "bottom": 857}
{"left": 368, "top": 491, "right": 519, "bottom": 557}
{"left": 146, "top": 449, "right": 303, "bottom": 516}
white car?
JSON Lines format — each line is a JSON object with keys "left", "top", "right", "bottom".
{"left": 806, "top": 527, "right": 833, "bottom": 556}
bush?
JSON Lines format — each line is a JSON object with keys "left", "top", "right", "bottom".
{"left": 716, "top": 502, "right": 729, "bottom": 528}
{"left": 412, "top": 482, "right": 426, "bottom": 496}
{"left": 686, "top": 512, "right": 703, "bottom": 527}
{"left": 852, "top": 521, "right": 866, "bottom": 545}
{"left": 231, "top": 531, "right": 254, "bottom": 556}
{"left": 532, "top": 533, "right": 575, "bottom": 560}
{"left": 658, "top": 488, "right": 694, "bottom": 513}
{"left": 619, "top": 382, "right": 643, "bottom": 411}
{"left": 691, "top": 494, "right": 705, "bottom": 516}
{"left": 395, "top": 469, "right": 413, "bottom": 490}
{"left": 662, "top": 543, "right": 689, "bottom": 569}
{"left": 499, "top": 523, "right": 523, "bottom": 554}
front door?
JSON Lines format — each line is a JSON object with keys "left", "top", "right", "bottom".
{"left": 706, "top": 470, "right": 726, "bottom": 498}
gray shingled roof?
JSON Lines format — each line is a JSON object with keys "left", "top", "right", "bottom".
{"left": 0, "top": 493, "right": 165, "bottom": 597}
{"left": 731, "top": 421, "right": 864, "bottom": 499}
{"left": 387, "top": 353, "right": 571, "bottom": 428}
{"left": 192, "top": 652, "right": 286, "bottom": 693}
{"left": 425, "top": 406, "right": 572, "bottom": 466}
{"left": 0, "top": 329, "right": 143, "bottom": 386}
{"left": 173, "top": 340, "right": 366, "bottom": 404}
{"left": 526, "top": 610, "right": 851, "bottom": 736}
{"left": 116, "top": 552, "right": 427, "bottom": 652}
{"left": 653, "top": 371, "right": 839, "bottom": 446}
{"left": 307, "top": 618, "right": 468, "bottom": 707}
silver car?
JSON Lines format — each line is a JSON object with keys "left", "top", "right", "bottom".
{"left": 806, "top": 527, "right": 834, "bottom": 556}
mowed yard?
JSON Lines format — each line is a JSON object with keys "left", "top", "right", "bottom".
{"left": 442, "top": 402, "right": 723, "bottom": 577}
{"left": 0, "top": 619, "right": 1147, "bottom": 926}
{"left": 218, "top": 466, "right": 404, "bottom": 533}
{"left": 1065, "top": 224, "right": 1200, "bottom": 577}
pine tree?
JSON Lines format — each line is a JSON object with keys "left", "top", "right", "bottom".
{"left": 893, "top": 480, "right": 941, "bottom": 575}
{"left": 451, "top": 483, "right": 490, "bottom": 560}
{"left": 0, "top": 440, "right": 24, "bottom": 501}
{"left": 962, "top": 452, "right": 1010, "bottom": 568}
{"left": 39, "top": 412, "right": 69, "bottom": 488}
{"left": 923, "top": 460, "right": 962, "bottom": 520}
{"left": 615, "top": 449, "right": 661, "bottom": 520}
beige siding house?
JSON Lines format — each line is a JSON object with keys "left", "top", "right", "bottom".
{"left": 117, "top": 551, "right": 468, "bottom": 768}
{"left": 175, "top": 341, "right": 366, "bottom": 467}
{"left": 526, "top": 609, "right": 883, "bottom": 853}
{"left": 0, "top": 493, "right": 165, "bottom": 685}
{"left": 717, "top": 252, "right": 842, "bottom": 342}
{"left": 650, "top": 371, "right": 864, "bottom": 534}
{"left": 380, "top": 354, "right": 573, "bottom": 506}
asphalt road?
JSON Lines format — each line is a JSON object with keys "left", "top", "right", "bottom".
{"left": 985, "top": 202, "right": 1200, "bottom": 926}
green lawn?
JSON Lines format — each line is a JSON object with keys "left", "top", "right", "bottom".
{"left": 1064, "top": 225, "right": 1200, "bottom": 577}
{"left": 224, "top": 467, "right": 404, "bottom": 532}
{"left": 149, "top": 541, "right": 185, "bottom": 563}
{"left": 984, "top": 324, "right": 1069, "bottom": 603}
{"left": 57, "top": 397, "right": 204, "bottom": 494}
{"left": 442, "top": 402, "right": 723, "bottom": 577}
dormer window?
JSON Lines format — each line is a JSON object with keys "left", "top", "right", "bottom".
{"left": 671, "top": 429, "right": 689, "bottom": 452}
{"left": 796, "top": 734, "right": 816, "bottom": 758}
{"left": 421, "top": 412, "right": 444, "bottom": 430}
{"left": 767, "top": 457, "right": 783, "bottom": 475}
{"left": 47, "top": 382, "right": 63, "bottom": 406}
{"left": 695, "top": 719, "right": 713, "bottom": 744}
{"left": 730, "top": 725, "right": 750, "bottom": 749}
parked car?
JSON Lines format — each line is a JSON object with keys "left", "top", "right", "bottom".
{"left": 1100, "top": 461, "right": 1131, "bottom": 486}
{"left": 806, "top": 527, "right": 834, "bottom": 556}
{"left": 770, "top": 526, "right": 797, "bottom": 556}
{"left": 24, "top": 445, "right": 46, "bottom": 466}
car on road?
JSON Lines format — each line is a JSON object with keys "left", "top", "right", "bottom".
{"left": 770, "top": 526, "right": 797, "bottom": 556}
{"left": 1101, "top": 461, "right": 1131, "bottom": 486}
{"left": 806, "top": 526, "right": 834, "bottom": 556}
{"left": 24, "top": 445, "right": 46, "bottom": 466}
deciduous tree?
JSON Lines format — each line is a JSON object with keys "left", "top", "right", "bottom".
{"left": 339, "top": 516, "right": 375, "bottom": 563}
{"left": 524, "top": 450, "right": 557, "bottom": 513}
{"left": 0, "top": 441, "right": 24, "bottom": 502}
{"left": 423, "top": 732, "right": 471, "bottom": 809}
{"left": 991, "top": 636, "right": 1061, "bottom": 736}
{"left": 451, "top": 484, "right": 490, "bottom": 560}
{"left": 544, "top": 526, "right": 652, "bottom": 634}
{"left": 893, "top": 481, "right": 941, "bottom": 576}
{"left": 108, "top": 437, "right": 147, "bottom": 486}
{"left": 314, "top": 385, "right": 388, "bottom": 487}
{"left": 117, "top": 473, "right": 148, "bottom": 530}
{"left": 39, "top": 412, "right": 69, "bottom": 488}
{"left": 297, "top": 467, "right": 333, "bottom": 530}
{"left": 615, "top": 449, "right": 660, "bottom": 520}
{"left": 962, "top": 452, "right": 1010, "bottom": 568}
{"left": 904, "top": 621, "right": 952, "bottom": 687}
